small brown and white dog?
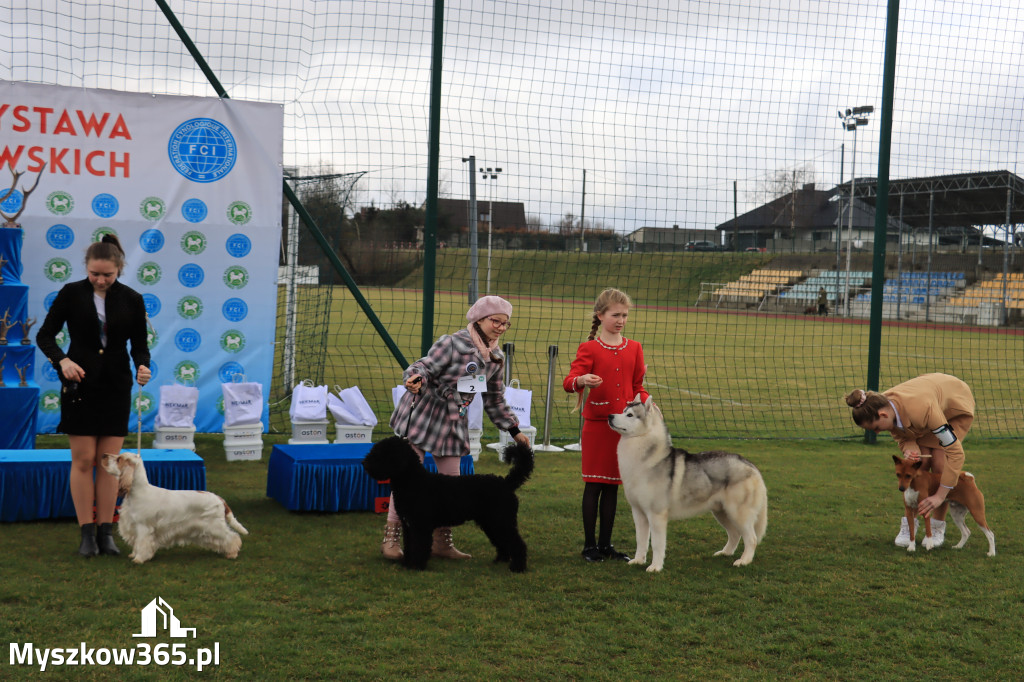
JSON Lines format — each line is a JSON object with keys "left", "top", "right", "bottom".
{"left": 892, "top": 454, "right": 995, "bottom": 556}
{"left": 101, "top": 452, "right": 249, "bottom": 564}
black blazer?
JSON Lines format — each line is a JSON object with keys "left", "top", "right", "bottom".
{"left": 36, "top": 278, "right": 150, "bottom": 395}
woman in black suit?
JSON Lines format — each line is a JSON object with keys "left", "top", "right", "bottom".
{"left": 37, "top": 234, "right": 151, "bottom": 557}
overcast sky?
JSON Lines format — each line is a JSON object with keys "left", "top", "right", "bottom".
{"left": 3, "top": 0, "right": 1023, "bottom": 232}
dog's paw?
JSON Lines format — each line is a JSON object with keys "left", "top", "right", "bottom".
{"left": 905, "top": 543, "right": 916, "bottom": 553}
{"left": 645, "top": 564, "right": 663, "bottom": 573}
{"left": 922, "top": 537, "right": 936, "bottom": 551}
{"left": 732, "top": 557, "right": 752, "bottom": 567}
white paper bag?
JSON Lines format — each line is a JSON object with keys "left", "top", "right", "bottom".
{"left": 503, "top": 380, "right": 532, "bottom": 428}
{"left": 329, "top": 385, "right": 378, "bottom": 427}
{"left": 289, "top": 380, "right": 328, "bottom": 422}
{"left": 392, "top": 385, "right": 407, "bottom": 410}
{"left": 222, "top": 379, "right": 264, "bottom": 427}
{"left": 155, "top": 383, "right": 199, "bottom": 428}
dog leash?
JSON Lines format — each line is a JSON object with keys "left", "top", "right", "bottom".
{"left": 136, "top": 389, "right": 143, "bottom": 456}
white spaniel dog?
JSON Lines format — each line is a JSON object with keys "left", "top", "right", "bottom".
{"left": 101, "top": 452, "right": 249, "bottom": 564}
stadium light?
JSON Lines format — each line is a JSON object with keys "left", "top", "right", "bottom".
{"left": 838, "top": 105, "right": 873, "bottom": 317}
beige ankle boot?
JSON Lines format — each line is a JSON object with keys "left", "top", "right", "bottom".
{"left": 431, "top": 527, "right": 471, "bottom": 559}
{"left": 381, "top": 522, "right": 403, "bottom": 560}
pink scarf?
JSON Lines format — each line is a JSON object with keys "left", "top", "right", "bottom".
{"left": 467, "top": 322, "right": 499, "bottom": 361}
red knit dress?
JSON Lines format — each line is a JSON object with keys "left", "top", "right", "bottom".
{"left": 563, "top": 337, "right": 648, "bottom": 483}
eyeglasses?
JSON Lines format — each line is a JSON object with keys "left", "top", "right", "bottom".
{"left": 486, "top": 317, "right": 512, "bottom": 330}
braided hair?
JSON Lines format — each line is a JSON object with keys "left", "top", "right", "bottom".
{"left": 588, "top": 288, "right": 632, "bottom": 340}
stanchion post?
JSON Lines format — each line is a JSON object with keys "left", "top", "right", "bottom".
{"left": 535, "top": 344, "right": 564, "bottom": 452}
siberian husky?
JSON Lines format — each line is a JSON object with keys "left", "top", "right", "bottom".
{"left": 608, "top": 395, "right": 768, "bottom": 570}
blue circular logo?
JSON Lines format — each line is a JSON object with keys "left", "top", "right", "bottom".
{"left": 174, "top": 328, "right": 202, "bottom": 353}
{"left": 45, "top": 224, "right": 75, "bottom": 249}
{"left": 42, "top": 362, "right": 60, "bottom": 382}
{"left": 44, "top": 291, "right": 59, "bottom": 311}
{"left": 91, "top": 193, "right": 119, "bottom": 218}
{"left": 167, "top": 118, "right": 238, "bottom": 183}
{"left": 178, "top": 263, "right": 205, "bottom": 288}
{"left": 148, "top": 359, "right": 159, "bottom": 381}
{"left": 181, "top": 198, "right": 208, "bottom": 223}
{"left": 222, "top": 297, "right": 248, "bottom": 322}
{"left": 139, "top": 229, "right": 165, "bottom": 253}
{"left": 1, "top": 189, "right": 23, "bottom": 214}
{"left": 218, "top": 361, "right": 245, "bottom": 384}
{"left": 142, "top": 293, "right": 162, "bottom": 318}
{"left": 225, "top": 233, "right": 252, "bottom": 258}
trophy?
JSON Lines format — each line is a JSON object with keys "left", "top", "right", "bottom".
{"left": 20, "top": 316, "right": 35, "bottom": 345}
{"left": 14, "top": 361, "right": 28, "bottom": 387}
{"left": 0, "top": 161, "right": 47, "bottom": 228}
{"left": 0, "top": 308, "right": 13, "bottom": 345}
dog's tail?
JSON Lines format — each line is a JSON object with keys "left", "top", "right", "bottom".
{"left": 223, "top": 499, "right": 250, "bottom": 536}
{"left": 501, "top": 441, "right": 534, "bottom": 490}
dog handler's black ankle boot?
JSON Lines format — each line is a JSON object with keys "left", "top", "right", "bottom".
{"left": 599, "top": 544, "right": 631, "bottom": 561}
{"left": 97, "top": 523, "right": 120, "bottom": 556}
{"left": 78, "top": 523, "right": 99, "bottom": 558}
{"left": 581, "top": 546, "right": 606, "bottom": 562}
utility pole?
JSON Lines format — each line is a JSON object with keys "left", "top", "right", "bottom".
{"left": 579, "top": 169, "right": 586, "bottom": 252}
{"left": 461, "top": 155, "right": 478, "bottom": 303}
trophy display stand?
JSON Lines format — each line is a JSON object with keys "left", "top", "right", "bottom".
{"left": 0, "top": 227, "right": 39, "bottom": 449}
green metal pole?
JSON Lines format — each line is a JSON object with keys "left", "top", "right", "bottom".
{"left": 865, "top": 0, "right": 901, "bottom": 444}
{"left": 153, "top": 0, "right": 229, "bottom": 99}
{"left": 283, "top": 182, "right": 408, "bottom": 368}
{"left": 421, "top": 0, "right": 445, "bottom": 356}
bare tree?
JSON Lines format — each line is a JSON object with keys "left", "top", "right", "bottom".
{"left": 752, "top": 164, "right": 816, "bottom": 240}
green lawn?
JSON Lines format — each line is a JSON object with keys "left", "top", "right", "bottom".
{"left": 3, "top": 434, "right": 1022, "bottom": 680}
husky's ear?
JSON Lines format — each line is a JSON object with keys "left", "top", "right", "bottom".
{"left": 642, "top": 394, "right": 654, "bottom": 407}
{"left": 634, "top": 393, "right": 643, "bottom": 404}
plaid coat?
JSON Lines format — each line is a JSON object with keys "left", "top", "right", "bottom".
{"left": 389, "top": 329, "right": 518, "bottom": 458}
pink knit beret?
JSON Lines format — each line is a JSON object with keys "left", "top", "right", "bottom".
{"left": 466, "top": 295, "right": 513, "bottom": 323}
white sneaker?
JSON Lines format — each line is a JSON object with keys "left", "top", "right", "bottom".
{"left": 894, "top": 517, "right": 912, "bottom": 547}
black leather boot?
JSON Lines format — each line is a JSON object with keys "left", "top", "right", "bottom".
{"left": 97, "top": 523, "right": 120, "bottom": 556}
{"left": 78, "top": 523, "right": 99, "bottom": 557}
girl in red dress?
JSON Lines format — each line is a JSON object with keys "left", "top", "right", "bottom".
{"left": 563, "top": 289, "right": 649, "bottom": 562}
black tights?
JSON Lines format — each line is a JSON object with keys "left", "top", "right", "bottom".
{"left": 582, "top": 482, "right": 619, "bottom": 548}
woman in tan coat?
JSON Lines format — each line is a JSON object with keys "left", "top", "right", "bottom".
{"left": 844, "top": 373, "right": 975, "bottom": 548}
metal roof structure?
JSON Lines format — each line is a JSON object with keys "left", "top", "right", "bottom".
{"left": 854, "top": 170, "right": 1024, "bottom": 229}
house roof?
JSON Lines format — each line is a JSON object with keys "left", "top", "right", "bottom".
{"left": 436, "top": 198, "right": 527, "bottom": 230}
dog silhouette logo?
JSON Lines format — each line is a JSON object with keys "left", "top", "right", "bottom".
{"left": 133, "top": 597, "right": 196, "bottom": 638}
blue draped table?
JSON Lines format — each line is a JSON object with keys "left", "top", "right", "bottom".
{"left": 266, "top": 442, "right": 475, "bottom": 512}
{"left": 0, "top": 449, "right": 206, "bottom": 522}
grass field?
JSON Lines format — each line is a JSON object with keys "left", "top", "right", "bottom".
{"left": 277, "top": 277, "right": 1024, "bottom": 441}
{"left": 4, "top": 434, "right": 1023, "bottom": 680}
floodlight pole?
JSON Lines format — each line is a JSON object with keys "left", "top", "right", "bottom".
{"left": 462, "top": 155, "right": 479, "bottom": 303}
{"left": 480, "top": 167, "right": 502, "bottom": 294}
{"left": 838, "top": 106, "right": 873, "bottom": 317}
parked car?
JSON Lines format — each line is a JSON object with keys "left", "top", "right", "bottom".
{"left": 684, "top": 241, "right": 725, "bottom": 252}
{"left": 745, "top": 246, "right": 767, "bottom": 253}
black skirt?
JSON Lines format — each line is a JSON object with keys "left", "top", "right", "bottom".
{"left": 58, "top": 375, "right": 133, "bottom": 437}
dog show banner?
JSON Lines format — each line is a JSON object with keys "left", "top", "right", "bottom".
{"left": 1, "top": 80, "right": 283, "bottom": 434}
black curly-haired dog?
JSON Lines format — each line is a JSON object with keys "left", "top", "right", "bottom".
{"left": 362, "top": 436, "right": 533, "bottom": 572}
